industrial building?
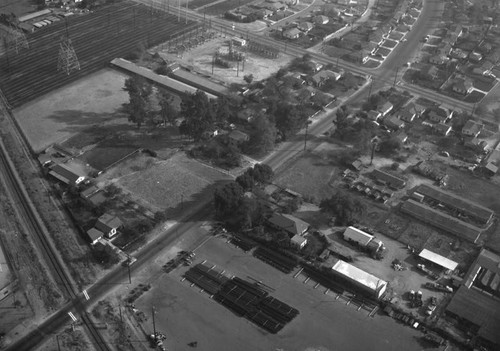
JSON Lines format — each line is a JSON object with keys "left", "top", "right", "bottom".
{"left": 418, "top": 249, "right": 458, "bottom": 273}
{"left": 331, "top": 260, "right": 387, "bottom": 299}
{"left": 446, "top": 249, "right": 500, "bottom": 347}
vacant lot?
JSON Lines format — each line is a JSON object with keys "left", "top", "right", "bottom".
{"left": 116, "top": 152, "right": 232, "bottom": 212}
{"left": 79, "top": 144, "right": 139, "bottom": 172}
{"left": 13, "top": 69, "right": 129, "bottom": 152}
{"left": 274, "top": 142, "right": 345, "bottom": 202}
{"left": 134, "top": 236, "right": 426, "bottom": 351}
{"left": 203, "top": 0, "right": 255, "bottom": 15}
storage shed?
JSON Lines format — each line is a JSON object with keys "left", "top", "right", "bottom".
{"left": 332, "top": 260, "right": 387, "bottom": 298}
{"left": 418, "top": 249, "right": 458, "bottom": 272}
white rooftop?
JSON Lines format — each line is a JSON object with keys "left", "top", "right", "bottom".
{"left": 419, "top": 249, "right": 459, "bottom": 271}
{"left": 332, "top": 260, "right": 387, "bottom": 293}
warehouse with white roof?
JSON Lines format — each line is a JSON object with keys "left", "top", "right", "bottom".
{"left": 332, "top": 260, "right": 388, "bottom": 299}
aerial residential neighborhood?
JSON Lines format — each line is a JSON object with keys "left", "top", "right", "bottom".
{"left": 0, "top": 0, "right": 499, "bottom": 350}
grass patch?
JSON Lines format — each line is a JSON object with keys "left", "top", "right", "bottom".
{"left": 80, "top": 145, "right": 139, "bottom": 172}
{"left": 190, "top": 0, "right": 219, "bottom": 9}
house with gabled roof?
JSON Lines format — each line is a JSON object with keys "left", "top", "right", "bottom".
{"left": 314, "top": 15, "right": 329, "bottom": 25}
{"left": 298, "top": 21, "right": 314, "bottom": 33}
{"left": 291, "top": 234, "right": 308, "bottom": 249}
{"left": 398, "top": 108, "right": 416, "bottom": 123}
{"left": 452, "top": 78, "right": 473, "bottom": 95}
{"left": 462, "top": 120, "right": 483, "bottom": 137}
{"left": 283, "top": 27, "right": 301, "bottom": 39}
{"left": 378, "top": 101, "right": 393, "bottom": 116}
{"left": 87, "top": 228, "right": 104, "bottom": 245}
{"left": 383, "top": 115, "right": 405, "bottom": 130}
{"left": 268, "top": 213, "right": 310, "bottom": 236}
{"left": 49, "top": 163, "right": 86, "bottom": 186}
{"left": 95, "top": 213, "right": 122, "bottom": 239}
{"left": 434, "top": 123, "right": 452, "bottom": 136}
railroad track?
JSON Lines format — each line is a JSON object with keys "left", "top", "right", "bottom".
{"left": 0, "top": 1, "right": 200, "bottom": 108}
{"left": 0, "top": 126, "right": 110, "bottom": 349}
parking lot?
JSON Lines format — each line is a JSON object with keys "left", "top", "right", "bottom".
{"left": 133, "top": 234, "right": 428, "bottom": 351}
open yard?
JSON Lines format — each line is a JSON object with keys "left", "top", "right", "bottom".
{"left": 203, "top": 0, "right": 256, "bottom": 15}
{"left": 115, "top": 152, "right": 232, "bottom": 212}
{"left": 132, "top": 236, "right": 426, "bottom": 351}
{"left": 13, "top": 69, "right": 129, "bottom": 152}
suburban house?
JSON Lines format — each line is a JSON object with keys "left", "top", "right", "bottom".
{"left": 469, "top": 51, "right": 483, "bottom": 63}
{"left": 311, "top": 70, "right": 342, "bottom": 86}
{"left": 228, "top": 130, "right": 250, "bottom": 145}
{"left": 313, "top": 15, "right": 329, "bottom": 25}
{"left": 394, "top": 130, "right": 408, "bottom": 144}
{"left": 291, "top": 234, "right": 308, "bottom": 249}
{"left": 452, "top": 78, "right": 473, "bottom": 95}
{"left": 428, "top": 110, "right": 449, "bottom": 124}
{"left": 306, "top": 60, "right": 324, "bottom": 72}
{"left": 297, "top": 21, "right": 314, "bottom": 32}
{"left": 283, "top": 28, "right": 301, "bottom": 39}
{"left": 464, "top": 137, "right": 488, "bottom": 152}
{"left": 429, "top": 55, "right": 448, "bottom": 66}
{"left": 378, "top": 101, "right": 393, "bottom": 116}
{"left": 422, "top": 64, "right": 439, "bottom": 79}
{"left": 484, "top": 162, "right": 498, "bottom": 175}
{"left": 367, "top": 110, "right": 382, "bottom": 122}
{"left": 87, "top": 228, "right": 103, "bottom": 245}
{"left": 398, "top": 108, "right": 416, "bottom": 123}
{"left": 462, "top": 120, "right": 483, "bottom": 137}
{"left": 434, "top": 123, "right": 452, "bottom": 136}
{"left": 383, "top": 115, "right": 405, "bottom": 130}
{"left": 94, "top": 213, "right": 122, "bottom": 238}
{"left": 268, "top": 213, "right": 310, "bottom": 236}
{"left": 49, "top": 163, "right": 86, "bottom": 186}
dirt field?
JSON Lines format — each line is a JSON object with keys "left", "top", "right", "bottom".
{"left": 114, "top": 152, "right": 232, "bottom": 212}
{"left": 160, "top": 36, "right": 293, "bottom": 85}
{"left": 0, "top": 0, "right": 34, "bottom": 16}
{"left": 131, "top": 236, "right": 426, "bottom": 351}
{"left": 13, "top": 69, "right": 129, "bottom": 152}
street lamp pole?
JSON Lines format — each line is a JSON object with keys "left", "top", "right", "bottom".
{"left": 393, "top": 66, "right": 400, "bottom": 87}
{"left": 152, "top": 306, "right": 157, "bottom": 337}
{"left": 370, "top": 141, "right": 377, "bottom": 165}
{"left": 303, "top": 121, "right": 310, "bottom": 151}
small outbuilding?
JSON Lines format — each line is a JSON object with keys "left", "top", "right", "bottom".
{"left": 419, "top": 248, "right": 459, "bottom": 272}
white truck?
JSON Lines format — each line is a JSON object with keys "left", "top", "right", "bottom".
{"left": 343, "top": 227, "right": 386, "bottom": 259}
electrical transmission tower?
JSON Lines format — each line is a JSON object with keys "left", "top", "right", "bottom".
{"left": 7, "top": 25, "right": 29, "bottom": 53}
{"left": 57, "top": 36, "right": 80, "bottom": 75}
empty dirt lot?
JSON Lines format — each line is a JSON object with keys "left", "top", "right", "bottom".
{"left": 133, "top": 236, "right": 426, "bottom": 351}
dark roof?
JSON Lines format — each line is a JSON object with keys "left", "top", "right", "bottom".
{"left": 95, "top": 213, "right": 122, "bottom": 233}
{"left": 49, "top": 163, "right": 84, "bottom": 185}
{"left": 268, "top": 213, "right": 309, "bottom": 235}
{"left": 87, "top": 228, "right": 103, "bottom": 243}
{"left": 228, "top": 130, "right": 249, "bottom": 142}
{"left": 372, "top": 169, "right": 406, "bottom": 189}
{"left": 80, "top": 185, "right": 100, "bottom": 198}
{"left": 401, "top": 199, "right": 483, "bottom": 243}
{"left": 170, "top": 69, "right": 227, "bottom": 96}
{"left": 414, "top": 184, "right": 494, "bottom": 224}
{"left": 446, "top": 285, "right": 500, "bottom": 345}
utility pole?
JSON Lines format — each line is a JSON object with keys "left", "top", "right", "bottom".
{"left": 393, "top": 66, "right": 399, "bottom": 87}
{"left": 127, "top": 264, "right": 132, "bottom": 284}
{"left": 56, "top": 335, "right": 61, "bottom": 351}
{"left": 368, "top": 79, "right": 373, "bottom": 98}
{"left": 152, "top": 306, "right": 157, "bottom": 337}
{"left": 303, "top": 121, "right": 310, "bottom": 151}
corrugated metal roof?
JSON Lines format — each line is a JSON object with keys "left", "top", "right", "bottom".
{"left": 343, "top": 226, "right": 373, "bottom": 246}
{"left": 446, "top": 286, "right": 500, "bottom": 345}
{"left": 419, "top": 249, "right": 458, "bottom": 271}
{"left": 332, "top": 260, "right": 387, "bottom": 297}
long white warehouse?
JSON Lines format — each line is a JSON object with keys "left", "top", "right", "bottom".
{"left": 332, "top": 260, "right": 388, "bottom": 298}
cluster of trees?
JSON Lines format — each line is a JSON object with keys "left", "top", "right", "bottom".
{"left": 214, "top": 164, "right": 273, "bottom": 230}
{"left": 319, "top": 190, "right": 366, "bottom": 226}
{"left": 122, "top": 76, "right": 178, "bottom": 129}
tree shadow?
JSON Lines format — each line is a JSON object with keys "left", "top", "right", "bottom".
{"left": 45, "top": 109, "right": 128, "bottom": 134}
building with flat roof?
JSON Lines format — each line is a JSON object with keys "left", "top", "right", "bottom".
{"left": 332, "top": 260, "right": 387, "bottom": 298}
{"left": 418, "top": 249, "right": 458, "bottom": 272}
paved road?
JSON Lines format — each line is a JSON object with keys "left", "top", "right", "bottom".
{"left": 4, "top": 1, "right": 458, "bottom": 350}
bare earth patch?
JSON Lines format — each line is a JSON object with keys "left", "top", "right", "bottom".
{"left": 13, "top": 68, "right": 129, "bottom": 152}
{"left": 116, "top": 152, "right": 232, "bottom": 211}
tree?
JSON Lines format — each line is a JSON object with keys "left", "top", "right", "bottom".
{"left": 236, "top": 172, "right": 255, "bottom": 191}
{"left": 334, "top": 105, "right": 350, "bottom": 132}
{"left": 214, "top": 182, "right": 244, "bottom": 220}
{"left": 248, "top": 114, "right": 277, "bottom": 154}
{"left": 275, "top": 103, "right": 308, "bottom": 139}
{"left": 243, "top": 74, "right": 254, "bottom": 84}
{"left": 252, "top": 163, "right": 273, "bottom": 184}
{"left": 181, "top": 90, "right": 215, "bottom": 141}
{"left": 123, "top": 76, "right": 152, "bottom": 128}
{"left": 320, "top": 190, "right": 366, "bottom": 226}
{"left": 157, "top": 89, "right": 178, "bottom": 126}
{"left": 378, "top": 136, "right": 402, "bottom": 155}
{"left": 214, "top": 96, "right": 232, "bottom": 125}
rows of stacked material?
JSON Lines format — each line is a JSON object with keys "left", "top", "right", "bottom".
{"left": 183, "top": 263, "right": 229, "bottom": 296}
{"left": 184, "top": 263, "right": 299, "bottom": 334}
{"left": 253, "top": 246, "right": 298, "bottom": 273}
{"left": 230, "top": 234, "right": 258, "bottom": 252}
